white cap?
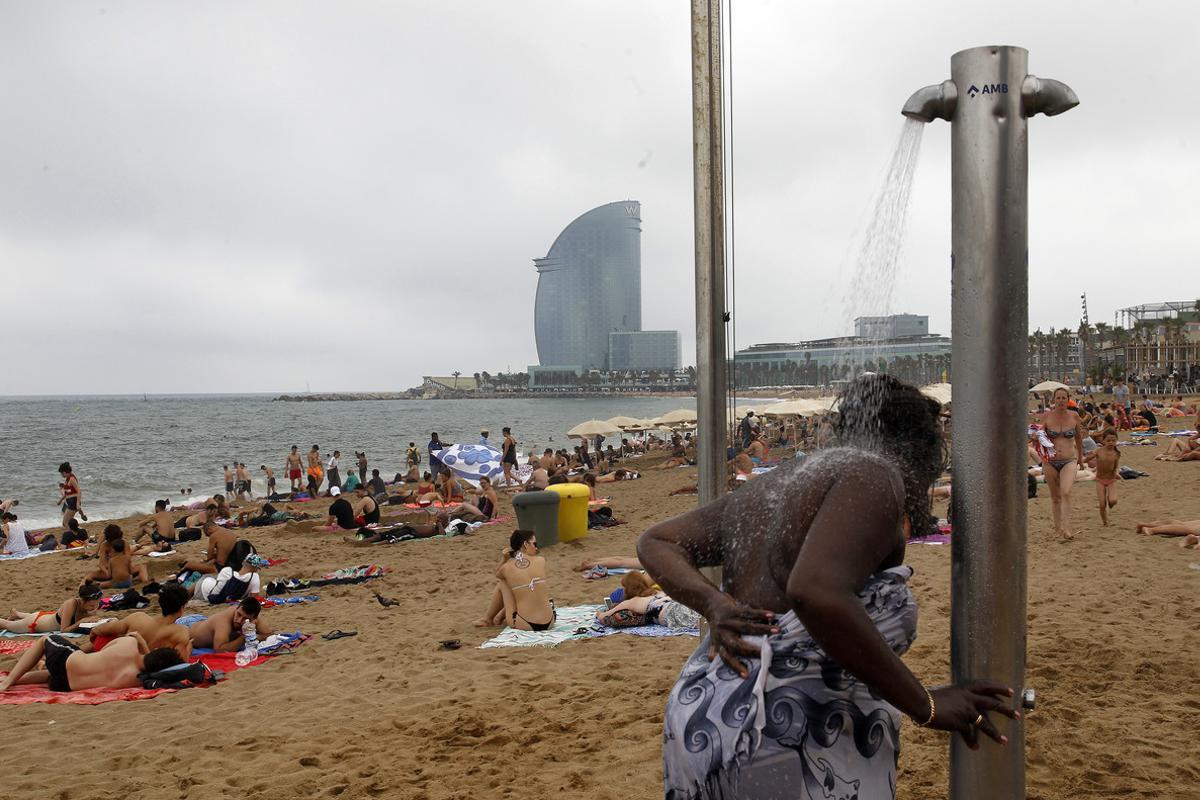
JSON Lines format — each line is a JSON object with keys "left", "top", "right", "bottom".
{"left": 329, "top": 486, "right": 341, "bottom": 496}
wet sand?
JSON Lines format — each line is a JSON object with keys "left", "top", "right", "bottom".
{"left": 2, "top": 424, "right": 1199, "bottom": 799}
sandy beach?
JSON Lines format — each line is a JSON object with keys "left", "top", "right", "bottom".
{"left": 3, "top": 423, "right": 1199, "bottom": 800}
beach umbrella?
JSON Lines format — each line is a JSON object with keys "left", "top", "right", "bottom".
{"left": 567, "top": 419, "right": 622, "bottom": 439}
{"left": 621, "top": 418, "right": 658, "bottom": 431}
{"left": 1029, "top": 380, "right": 1069, "bottom": 393}
{"left": 437, "top": 443, "right": 506, "bottom": 487}
{"left": 920, "top": 383, "right": 953, "bottom": 406}
{"left": 605, "top": 415, "right": 647, "bottom": 429}
{"left": 655, "top": 408, "right": 699, "bottom": 425}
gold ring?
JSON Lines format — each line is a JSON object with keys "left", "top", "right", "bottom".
{"left": 974, "top": 714, "right": 984, "bottom": 726}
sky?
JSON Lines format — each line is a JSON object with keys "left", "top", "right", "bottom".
{"left": 3, "top": 1, "right": 1197, "bottom": 394}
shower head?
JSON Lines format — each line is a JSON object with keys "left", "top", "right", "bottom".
{"left": 901, "top": 79, "right": 957, "bottom": 123}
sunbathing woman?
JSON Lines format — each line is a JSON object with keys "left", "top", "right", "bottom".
{"left": 1042, "top": 387, "right": 1087, "bottom": 539}
{"left": 80, "top": 524, "right": 124, "bottom": 586}
{"left": 473, "top": 530, "right": 555, "bottom": 630}
{"left": 1155, "top": 434, "right": 1200, "bottom": 461}
{"left": 572, "top": 555, "right": 643, "bottom": 572}
{"left": 596, "top": 467, "right": 639, "bottom": 483}
{"left": 595, "top": 572, "right": 701, "bottom": 630}
{"left": 446, "top": 475, "right": 498, "bottom": 522}
{"left": 1135, "top": 519, "right": 1200, "bottom": 547}
{"left": 345, "top": 513, "right": 448, "bottom": 545}
{"left": 2, "top": 582, "right": 102, "bottom": 634}
{"left": 438, "top": 471, "right": 465, "bottom": 505}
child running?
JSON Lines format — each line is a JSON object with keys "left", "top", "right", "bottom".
{"left": 1084, "top": 428, "right": 1122, "bottom": 526}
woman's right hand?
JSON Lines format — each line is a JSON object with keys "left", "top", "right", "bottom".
{"left": 703, "top": 594, "right": 779, "bottom": 679}
{"left": 927, "top": 681, "right": 1020, "bottom": 748}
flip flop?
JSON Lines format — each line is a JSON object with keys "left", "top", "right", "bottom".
{"left": 439, "top": 639, "right": 461, "bottom": 650}
{"left": 322, "top": 630, "right": 357, "bottom": 641}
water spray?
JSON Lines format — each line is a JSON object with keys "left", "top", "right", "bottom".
{"left": 903, "top": 46, "right": 1077, "bottom": 799}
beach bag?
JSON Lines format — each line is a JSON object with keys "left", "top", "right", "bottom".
{"left": 140, "top": 661, "right": 220, "bottom": 690}
{"left": 227, "top": 540, "right": 258, "bottom": 572}
{"left": 38, "top": 534, "right": 59, "bottom": 551}
{"left": 177, "top": 528, "right": 202, "bottom": 542}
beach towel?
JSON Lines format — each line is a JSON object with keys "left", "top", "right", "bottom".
{"left": 0, "top": 683, "right": 175, "bottom": 706}
{"left": 0, "top": 548, "right": 63, "bottom": 562}
{"left": 583, "top": 565, "right": 634, "bottom": 580}
{"left": 191, "top": 632, "right": 308, "bottom": 658}
{"left": 585, "top": 623, "right": 699, "bottom": 640}
{"left": 662, "top": 566, "right": 917, "bottom": 800}
{"left": 479, "top": 605, "right": 603, "bottom": 649}
{"left": 0, "top": 639, "right": 38, "bottom": 654}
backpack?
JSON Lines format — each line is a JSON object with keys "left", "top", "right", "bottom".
{"left": 140, "top": 661, "right": 221, "bottom": 690}
{"left": 38, "top": 534, "right": 59, "bottom": 551}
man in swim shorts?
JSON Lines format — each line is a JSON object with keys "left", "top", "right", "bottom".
{"left": 85, "top": 582, "right": 192, "bottom": 659}
{"left": 286, "top": 445, "right": 303, "bottom": 491}
{"left": 188, "top": 598, "right": 271, "bottom": 652}
{"left": 0, "top": 631, "right": 181, "bottom": 693}
{"left": 224, "top": 464, "right": 234, "bottom": 495}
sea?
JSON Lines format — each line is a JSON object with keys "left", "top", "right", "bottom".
{"left": 0, "top": 394, "right": 699, "bottom": 531}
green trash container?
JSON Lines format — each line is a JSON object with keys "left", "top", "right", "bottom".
{"left": 512, "top": 490, "right": 561, "bottom": 548}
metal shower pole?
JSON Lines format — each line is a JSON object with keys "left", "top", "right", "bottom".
{"left": 903, "top": 45, "right": 1077, "bottom": 799}
{"left": 691, "top": 0, "right": 728, "bottom": 509}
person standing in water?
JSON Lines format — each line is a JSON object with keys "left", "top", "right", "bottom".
{"left": 638, "top": 376, "right": 1017, "bottom": 798}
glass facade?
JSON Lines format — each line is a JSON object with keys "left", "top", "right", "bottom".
{"left": 608, "top": 330, "right": 681, "bottom": 371}
{"left": 534, "top": 201, "right": 642, "bottom": 369}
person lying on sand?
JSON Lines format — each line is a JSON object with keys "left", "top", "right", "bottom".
{"left": 1155, "top": 434, "right": 1200, "bottom": 461}
{"left": 1135, "top": 519, "right": 1200, "bottom": 548}
{"left": 188, "top": 597, "right": 271, "bottom": 652}
{"left": 344, "top": 514, "right": 448, "bottom": 546}
{"left": 596, "top": 468, "right": 639, "bottom": 483}
{"left": 84, "top": 582, "right": 191, "bottom": 659}
{"left": 0, "top": 631, "right": 182, "bottom": 693}
{"left": 178, "top": 523, "right": 237, "bottom": 575}
{"left": 594, "top": 572, "right": 700, "bottom": 630}
{"left": 3, "top": 582, "right": 102, "bottom": 634}
{"left": 573, "top": 555, "right": 642, "bottom": 572}
{"left": 474, "top": 530, "right": 555, "bottom": 630}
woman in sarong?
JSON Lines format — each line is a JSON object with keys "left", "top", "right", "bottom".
{"left": 638, "top": 375, "right": 1018, "bottom": 800}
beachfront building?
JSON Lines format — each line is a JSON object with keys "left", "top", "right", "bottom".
{"left": 533, "top": 201, "right": 643, "bottom": 370}
{"left": 733, "top": 333, "right": 951, "bottom": 388}
{"left": 854, "top": 314, "right": 929, "bottom": 340}
{"left": 608, "top": 330, "right": 681, "bottom": 371}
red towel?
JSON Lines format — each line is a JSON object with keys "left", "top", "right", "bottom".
{"left": 0, "top": 640, "right": 37, "bottom": 655}
{"left": 0, "top": 646, "right": 276, "bottom": 705}
{"left": 0, "top": 683, "right": 174, "bottom": 706}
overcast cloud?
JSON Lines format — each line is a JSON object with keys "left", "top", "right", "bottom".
{"left": 2, "top": 1, "right": 1196, "bottom": 394}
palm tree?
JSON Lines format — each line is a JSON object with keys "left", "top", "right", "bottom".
{"left": 451, "top": 371, "right": 461, "bottom": 390}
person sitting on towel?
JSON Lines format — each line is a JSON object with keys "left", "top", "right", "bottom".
{"left": 313, "top": 486, "right": 357, "bottom": 531}
{"left": 353, "top": 485, "right": 381, "bottom": 525}
{"left": 473, "top": 530, "right": 555, "bottom": 630}
{"left": 0, "top": 631, "right": 181, "bottom": 694}
{"left": 187, "top": 597, "right": 272, "bottom": 652}
{"left": 178, "top": 522, "right": 238, "bottom": 575}
{"left": 445, "top": 476, "right": 497, "bottom": 523}
{"left": 85, "top": 581, "right": 192, "bottom": 659}
{"left": 135, "top": 499, "right": 177, "bottom": 544}
{"left": 438, "top": 471, "right": 465, "bottom": 505}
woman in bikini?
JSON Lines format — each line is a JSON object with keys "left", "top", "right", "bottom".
{"left": 446, "top": 476, "right": 498, "bottom": 522}
{"left": 58, "top": 462, "right": 83, "bottom": 528}
{"left": 3, "top": 582, "right": 102, "bottom": 634}
{"left": 1042, "top": 387, "right": 1087, "bottom": 540}
{"left": 473, "top": 530, "right": 555, "bottom": 630}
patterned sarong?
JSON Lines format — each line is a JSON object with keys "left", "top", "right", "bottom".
{"left": 662, "top": 566, "right": 918, "bottom": 800}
